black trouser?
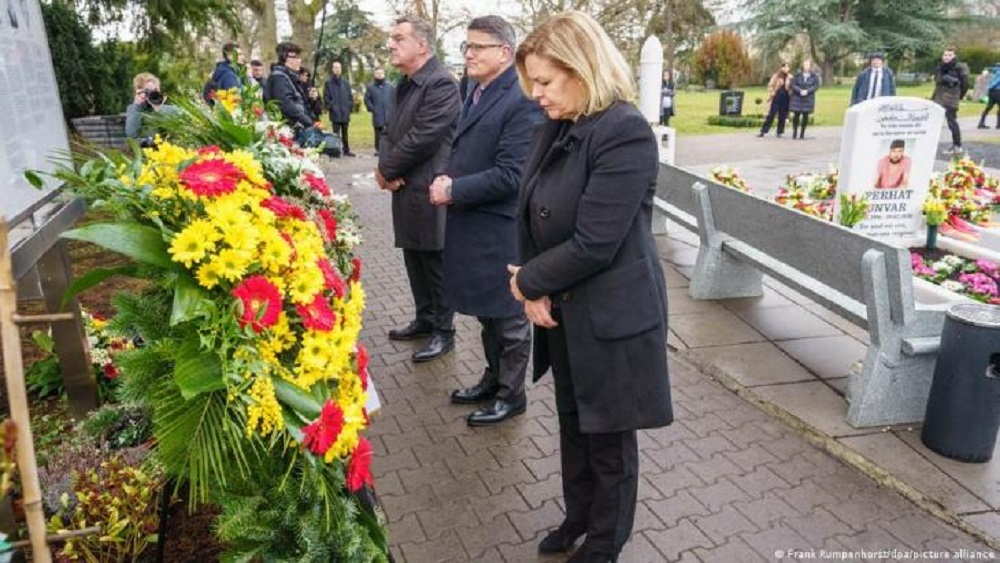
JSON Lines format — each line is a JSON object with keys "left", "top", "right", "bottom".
{"left": 944, "top": 107, "right": 962, "bottom": 147}
{"left": 476, "top": 313, "right": 530, "bottom": 399}
{"left": 332, "top": 120, "right": 350, "bottom": 153}
{"left": 373, "top": 125, "right": 385, "bottom": 151}
{"left": 402, "top": 249, "right": 454, "bottom": 335}
{"left": 760, "top": 102, "right": 789, "bottom": 135}
{"left": 547, "top": 310, "right": 638, "bottom": 557}
{"left": 979, "top": 89, "right": 1000, "bottom": 127}
{"left": 791, "top": 111, "right": 810, "bottom": 138}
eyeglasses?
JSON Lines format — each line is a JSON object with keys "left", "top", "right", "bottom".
{"left": 460, "top": 42, "right": 505, "bottom": 55}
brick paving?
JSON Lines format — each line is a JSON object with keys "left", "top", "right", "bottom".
{"left": 330, "top": 156, "right": 994, "bottom": 562}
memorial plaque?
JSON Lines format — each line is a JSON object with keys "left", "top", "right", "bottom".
{"left": 835, "top": 97, "right": 944, "bottom": 242}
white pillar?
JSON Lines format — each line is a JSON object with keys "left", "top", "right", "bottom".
{"left": 639, "top": 36, "right": 674, "bottom": 234}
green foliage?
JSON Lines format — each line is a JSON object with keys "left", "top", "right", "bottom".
{"left": 26, "top": 332, "right": 63, "bottom": 399}
{"left": 41, "top": 1, "right": 133, "bottom": 121}
{"left": 693, "top": 31, "right": 752, "bottom": 89}
{"left": 215, "top": 452, "right": 388, "bottom": 563}
{"left": 954, "top": 47, "right": 1000, "bottom": 74}
{"left": 48, "top": 453, "right": 163, "bottom": 562}
{"left": 707, "top": 115, "right": 765, "bottom": 128}
{"left": 80, "top": 403, "right": 153, "bottom": 449}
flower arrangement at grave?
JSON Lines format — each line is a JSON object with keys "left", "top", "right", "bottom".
{"left": 927, "top": 157, "right": 1000, "bottom": 242}
{"left": 911, "top": 252, "right": 1000, "bottom": 305}
{"left": 772, "top": 168, "right": 840, "bottom": 221}
{"left": 44, "top": 82, "right": 387, "bottom": 560}
{"left": 709, "top": 165, "right": 753, "bottom": 193}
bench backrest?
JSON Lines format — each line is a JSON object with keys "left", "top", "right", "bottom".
{"left": 70, "top": 114, "right": 128, "bottom": 151}
{"left": 656, "top": 163, "right": 916, "bottom": 326}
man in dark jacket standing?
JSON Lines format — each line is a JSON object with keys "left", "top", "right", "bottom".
{"left": 364, "top": 67, "right": 395, "bottom": 154}
{"left": 933, "top": 46, "right": 970, "bottom": 154}
{"left": 264, "top": 42, "right": 314, "bottom": 132}
{"left": 324, "top": 61, "right": 355, "bottom": 156}
{"left": 204, "top": 42, "right": 242, "bottom": 104}
{"left": 850, "top": 52, "right": 896, "bottom": 106}
{"left": 429, "top": 16, "right": 541, "bottom": 425}
{"left": 377, "top": 16, "right": 461, "bottom": 362}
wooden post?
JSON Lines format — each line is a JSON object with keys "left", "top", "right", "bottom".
{"left": 0, "top": 218, "right": 52, "bottom": 563}
{"left": 36, "top": 242, "right": 98, "bottom": 418}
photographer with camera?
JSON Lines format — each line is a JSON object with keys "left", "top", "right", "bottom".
{"left": 932, "top": 47, "right": 970, "bottom": 154}
{"left": 125, "top": 72, "right": 179, "bottom": 146}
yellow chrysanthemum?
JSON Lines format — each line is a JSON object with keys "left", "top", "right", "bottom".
{"left": 169, "top": 219, "right": 221, "bottom": 268}
{"left": 286, "top": 265, "right": 325, "bottom": 305}
{"left": 196, "top": 259, "right": 226, "bottom": 289}
{"left": 259, "top": 234, "right": 294, "bottom": 274}
{"left": 246, "top": 375, "right": 284, "bottom": 437}
{"left": 224, "top": 150, "right": 269, "bottom": 188}
{"left": 211, "top": 248, "right": 253, "bottom": 282}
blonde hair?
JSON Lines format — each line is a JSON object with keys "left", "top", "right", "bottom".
{"left": 515, "top": 11, "right": 635, "bottom": 117}
{"left": 132, "top": 72, "right": 160, "bottom": 91}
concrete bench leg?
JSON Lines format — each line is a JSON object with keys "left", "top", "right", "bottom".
{"left": 847, "top": 347, "right": 935, "bottom": 427}
{"left": 689, "top": 246, "right": 764, "bottom": 300}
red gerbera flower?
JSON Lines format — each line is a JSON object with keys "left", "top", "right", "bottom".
{"left": 356, "top": 344, "right": 369, "bottom": 391}
{"left": 346, "top": 438, "right": 374, "bottom": 492}
{"left": 317, "top": 259, "right": 346, "bottom": 298}
{"left": 178, "top": 159, "right": 245, "bottom": 197}
{"left": 304, "top": 173, "right": 331, "bottom": 197}
{"left": 350, "top": 257, "right": 363, "bottom": 283}
{"left": 295, "top": 293, "right": 337, "bottom": 331}
{"left": 279, "top": 135, "right": 294, "bottom": 148}
{"left": 302, "top": 400, "right": 344, "bottom": 456}
{"left": 197, "top": 145, "right": 221, "bottom": 156}
{"left": 102, "top": 362, "right": 119, "bottom": 380}
{"left": 232, "top": 276, "right": 283, "bottom": 332}
{"left": 261, "top": 196, "right": 307, "bottom": 220}
{"left": 317, "top": 209, "right": 338, "bottom": 242}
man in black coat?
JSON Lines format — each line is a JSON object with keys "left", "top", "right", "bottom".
{"left": 429, "top": 16, "right": 542, "bottom": 425}
{"left": 364, "top": 67, "right": 395, "bottom": 154}
{"left": 263, "top": 42, "right": 314, "bottom": 132}
{"left": 324, "top": 61, "right": 356, "bottom": 157}
{"left": 377, "top": 16, "right": 461, "bottom": 362}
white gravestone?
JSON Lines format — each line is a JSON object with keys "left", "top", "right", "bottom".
{"left": 834, "top": 97, "right": 943, "bottom": 243}
{"left": 0, "top": 0, "right": 70, "bottom": 223}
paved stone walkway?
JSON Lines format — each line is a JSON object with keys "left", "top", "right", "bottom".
{"left": 325, "top": 155, "right": 994, "bottom": 562}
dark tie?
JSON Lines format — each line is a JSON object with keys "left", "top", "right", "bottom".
{"left": 472, "top": 85, "right": 482, "bottom": 106}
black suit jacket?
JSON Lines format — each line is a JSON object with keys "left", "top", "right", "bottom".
{"left": 378, "top": 57, "right": 460, "bottom": 251}
{"left": 442, "top": 65, "right": 542, "bottom": 318}
{"left": 516, "top": 102, "right": 673, "bottom": 433}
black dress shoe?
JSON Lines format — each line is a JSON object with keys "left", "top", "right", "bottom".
{"left": 467, "top": 396, "right": 526, "bottom": 426}
{"left": 388, "top": 322, "right": 432, "bottom": 341}
{"left": 450, "top": 381, "right": 499, "bottom": 404}
{"left": 567, "top": 547, "right": 617, "bottom": 563}
{"left": 412, "top": 333, "right": 454, "bottom": 363}
{"left": 538, "top": 522, "right": 586, "bottom": 554}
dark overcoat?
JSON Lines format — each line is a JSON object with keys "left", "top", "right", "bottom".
{"left": 364, "top": 80, "right": 396, "bottom": 128}
{"left": 378, "top": 57, "right": 461, "bottom": 251}
{"left": 516, "top": 102, "right": 673, "bottom": 433}
{"left": 789, "top": 72, "right": 820, "bottom": 113}
{"left": 442, "top": 66, "right": 542, "bottom": 318}
{"left": 323, "top": 76, "right": 353, "bottom": 123}
{"left": 850, "top": 67, "right": 896, "bottom": 106}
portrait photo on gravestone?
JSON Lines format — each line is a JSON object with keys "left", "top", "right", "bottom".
{"left": 873, "top": 138, "right": 913, "bottom": 189}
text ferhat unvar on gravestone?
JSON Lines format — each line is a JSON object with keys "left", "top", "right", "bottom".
{"left": 834, "top": 97, "right": 944, "bottom": 243}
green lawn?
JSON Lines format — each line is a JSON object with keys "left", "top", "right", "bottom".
{"left": 671, "top": 84, "right": 986, "bottom": 136}
{"left": 326, "top": 83, "right": 991, "bottom": 144}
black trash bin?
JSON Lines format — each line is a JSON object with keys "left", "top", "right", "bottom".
{"left": 921, "top": 303, "right": 1000, "bottom": 463}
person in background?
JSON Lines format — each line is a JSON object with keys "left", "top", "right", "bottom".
{"left": 297, "top": 68, "right": 314, "bottom": 103}
{"left": 758, "top": 62, "right": 791, "bottom": 137}
{"left": 125, "top": 72, "right": 179, "bottom": 144}
{"left": 789, "top": 59, "right": 820, "bottom": 140}
{"left": 324, "top": 61, "right": 356, "bottom": 157}
{"left": 377, "top": 16, "right": 461, "bottom": 363}
{"left": 509, "top": 10, "right": 672, "bottom": 562}
{"left": 429, "top": 15, "right": 541, "bottom": 427}
{"left": 364, "top": 67, "right": 396, "bottom": 154}
{"left": 659, "top": 69, "right": 674, "bottom": 126}
{"left": 977, "top": 65, "right": 1000, "bottom": 129}
{"left": 932, "top": 46, "right": 970, "bottom": 154}
{"left": 249, "top": 59, "right": 266, "bottom": 88}
{"left": 263, "top": 42, "right": 314, "bottom": 132}
{"left": 209, "top": 42, "right": 242, "bottom": 92}
{"left": 850, "top": 52, "right": 896, "bottom": 106}
{"left": 305, "top": 85, "right": 323, "bottom": 122}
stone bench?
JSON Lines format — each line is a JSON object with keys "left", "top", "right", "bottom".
{"left": 70, "top": 114, "right": 128, "bottom": 151}
{"left": 655, "top": 163, "right": 950, "bottom": 428}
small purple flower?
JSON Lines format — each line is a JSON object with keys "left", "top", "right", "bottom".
{"left": 959, "top": 272, "right": 999, "bottom": 297}
{"left": 975, "top": 259, "right": 1000, "bottom": 279}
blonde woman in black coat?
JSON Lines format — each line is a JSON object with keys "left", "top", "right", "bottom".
{"left": 508, "top": 11, "right": 672, "bottom": 562}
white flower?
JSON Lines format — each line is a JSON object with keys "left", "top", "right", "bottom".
{"left": 932, "top": 261, "right": 952, "bottom": 272}
{"left": 941, "top": 280, "right": 965, "bottom": 293}
{"left": 943, "top": 255, "right": 965, "bottom": 267}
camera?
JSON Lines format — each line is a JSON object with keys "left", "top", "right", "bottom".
{"left": 144, "top": 88, "right": 164, "bottom": 106}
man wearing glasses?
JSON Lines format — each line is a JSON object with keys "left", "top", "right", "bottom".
{"left": 377, "top": 16, "right": 462, "bottom": 363}
{"left": 429, "top": 16, "right": 541, "bottom": 425}
{"left": 263, "top": 42, "right": 314, "bottom": 132}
